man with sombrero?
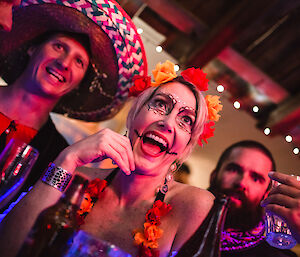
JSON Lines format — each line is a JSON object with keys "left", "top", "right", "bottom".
{"left": 0, "top": 0, "right": 147, "bottom": 211}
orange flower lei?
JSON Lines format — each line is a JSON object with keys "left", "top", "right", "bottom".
{"left": 133, "top": 200, "right": 172, "bottom": 257}
{"left": 77, "top": 178, "right": 107, "bottom": 225}
{"left": 77, "top": 179, "right": 172, "bottom": 257}
{"left": 128, "top": 60, "right": 223, "bottom": 146}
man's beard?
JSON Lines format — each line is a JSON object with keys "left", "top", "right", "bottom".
{"left": 209, "top": 184, "right": 264, "bottom": 232}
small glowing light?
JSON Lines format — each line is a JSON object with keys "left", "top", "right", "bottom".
{"left": 293, "top": 147, "right": 299, "bottom": 155}
{"left": 216, "top": 85, "right": 224, "bottom": 93}
{"left": 285, "top": 135, "right": 293, "bottom": 143}
{"left": 156, "top": 46, "right": 163, "bottom": 53}
{"left": 264, "top": 128, "right": 271, "bottom": 135}
{"left": 174, "top": 64, "right": 180, "bottom": 72}
{"left": 233, "top": 101, "right": 240, "bottom": 109}
{"left": 137, "top": 28, "right": 143, "bottom": 34}
{"left": 252, "top": 106, "right": 259, "bottom": 113}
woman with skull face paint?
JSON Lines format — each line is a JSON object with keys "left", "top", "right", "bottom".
{"left": 0, "top": 61, "right": 223, "bottom": 257}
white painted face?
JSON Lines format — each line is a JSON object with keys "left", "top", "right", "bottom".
{"left": 129, "top": 82, "right": 196, "bottom": 175}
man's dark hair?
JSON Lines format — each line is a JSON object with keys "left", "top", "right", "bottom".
{"left": 209, "top": 140, "right": 276, "bottom": 193}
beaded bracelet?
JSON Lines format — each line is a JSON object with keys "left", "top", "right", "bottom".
{"left": 41, "top": 163, "right": 72, "bottom": 192}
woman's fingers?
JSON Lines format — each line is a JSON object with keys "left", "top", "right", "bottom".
{"left": 107, "top": 141, "right": 133, "bottom": 175}
{"left": 55, "top": 128, "right": 135, "bottom": 174}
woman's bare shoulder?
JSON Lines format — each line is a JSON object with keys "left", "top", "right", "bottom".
{"left": 170, "top": 182, "right": 215, "bottom": 206}
{"left": 168, "top": 182, "right": 214, "bottom": 223}
{"left": 167, "top": 182, "right": 215, "bottom": 250}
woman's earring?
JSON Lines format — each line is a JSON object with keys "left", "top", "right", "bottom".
{"left": 156, "top": 161, "right": 178, "bottom": 195}
{"left": 123, "top": 130, "right": 128, "bottom": 137}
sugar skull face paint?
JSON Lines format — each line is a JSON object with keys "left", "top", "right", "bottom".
{"left": 147, "top": 92, "right": 196, "bottom": 134}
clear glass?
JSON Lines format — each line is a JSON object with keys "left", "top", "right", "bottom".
{"left": 63, "top": 230, "right": 132, "bottom": 257}
{"left": 265, "top": 175, "right": 298, "bottom": 249}
{"left": 0, "top": 138, "right": 39, "bottom": 209}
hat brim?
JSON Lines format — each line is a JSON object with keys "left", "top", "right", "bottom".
{"left": 0, "top": 0, "right": 147, "bottom": 122}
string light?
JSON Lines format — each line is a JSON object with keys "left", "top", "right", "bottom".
{"left": 293, "top": 147, "right": 299, "bottom": 155}
{"left": 264, "top": 128, "right": 271, "bottom": 135}
{"left": 156, "top": 46, "right": 162, "bottom": 53}
{"left": 137, "top": 28, "right": 143, "bottom": 34}
{"left": 174, "top": 64, "right": 180, "bottom": 72}
{"left": 285, "top": 135, "right": 292, "bottom": 143}
{"left": 233, "top": 101, "right": 240, "bottom": 109}
{"left": 252, "top": 106, "right": 259, "bottom": 113}
{"left": 217, "top": 85, "right": 224, "bottom": 93}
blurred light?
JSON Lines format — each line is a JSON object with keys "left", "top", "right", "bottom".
{"left": 174, "top": 65, "right": 180, "bottom": 72}
{"left": 293, "top": 147, "right": 299, "bottom": 155}
{"left": 264, "top": 128, "right": 271, "bottom": 135}
{"left": 217, "top": 85, "right": 224, "bottom": 93}
{"left": 285, "top": 135, "right": 292, "bottom": 143}
{"left": 156, "top": 46, "right": 163, "bottom": 53}
{"left": 233, "top": 101, "right": 240, "bottom": 109}
{"left": 137, "top": 28, "right": 143, "bottom": 34}
{"left": 252, "top": 106, "right": 259, "bottom": 113}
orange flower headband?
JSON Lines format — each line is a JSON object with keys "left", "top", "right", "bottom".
{"left": 128, "top": 60, "right": 222, "bottom": 146}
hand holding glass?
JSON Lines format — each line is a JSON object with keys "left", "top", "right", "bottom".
{"left": 0, "top": 139, "right": 39, "bottom": 209}
{"left": 265, "top": 175, "right": 298, "bottom": 249}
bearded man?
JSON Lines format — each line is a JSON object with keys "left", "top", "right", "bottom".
{"left": 208, "top": 140, "right": 297, "bottom": 257}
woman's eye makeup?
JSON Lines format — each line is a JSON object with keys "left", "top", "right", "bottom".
{"left": 147, "top": 93, "right": 195, "bottom": 133}
{"left": 149, "top": 95, "right": 173, "bottom": 114}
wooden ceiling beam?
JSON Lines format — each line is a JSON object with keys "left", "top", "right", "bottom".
{"left": 185, "top": 0, "right": 279, "bottom": 68}
{"left": 140, "top": 0, "right": 207, "bottom": 36}
{"left": 263, "top": 93, "right": 300, "bottom": 136}
{"left": 218, "top": 47, "right": 289, "bottom": 104}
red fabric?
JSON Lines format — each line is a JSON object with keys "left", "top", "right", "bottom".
{"left": 0, "top": 112, "right": 37, "bottom": 145}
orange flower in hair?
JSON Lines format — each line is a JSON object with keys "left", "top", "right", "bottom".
{"left": 181, "top": 67, "right": 209, "bottom": 91}
{"left": 205, "top": 95, "right": 223, "bottom": 122}
{"left": 198, "top": 121, "right": 216, "bottom": 146}
{"left": 151, "top": 60, "right": 177, "bottom": 86}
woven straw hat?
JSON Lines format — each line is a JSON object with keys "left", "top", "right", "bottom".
{"left": 0, "top": 0, "right": 147, "bottom": 122}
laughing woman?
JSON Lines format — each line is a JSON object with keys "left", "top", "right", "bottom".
{"left": 0, "top": 61, "right": 223, "bottom": 257}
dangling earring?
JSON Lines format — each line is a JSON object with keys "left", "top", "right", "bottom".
{"left": 165, "top": 162, "right": 176, "bottom": 183}
{"left": 155, "top": 161, "right": 179, "bottom": 201}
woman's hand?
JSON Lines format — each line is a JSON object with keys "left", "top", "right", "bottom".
{"left": 54, "top": 128, "right": 135, "bottom": 175}
{"left": 261, "top": 172, "right": 300, "bottom": 242}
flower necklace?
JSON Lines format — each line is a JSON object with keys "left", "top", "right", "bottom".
{"left": 77, "top": 169, "right": 172, "bottom": 257}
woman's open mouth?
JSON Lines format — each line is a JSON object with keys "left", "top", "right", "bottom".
{"left": 141, "top": 131, "right": 169, "bottom": 157}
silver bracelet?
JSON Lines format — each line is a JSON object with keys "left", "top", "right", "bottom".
{"left": 41, "top": 163, "right": 72, "bottom": 192}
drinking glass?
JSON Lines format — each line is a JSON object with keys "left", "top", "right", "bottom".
{"left": 64, "top": 230, "right": 132, "bottom": 257}
{"left": 265, "top": 175, "right": 299, "bottom": 249}
{"left": 0, "top": 138, "right": 39, "bottom": 209}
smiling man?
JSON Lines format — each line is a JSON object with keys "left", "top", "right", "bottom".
{"left": 0, "top": 0, "right": 147, "bottom": 214}
{"left": 208, "top": 140, "right": 297, "bottom": 257}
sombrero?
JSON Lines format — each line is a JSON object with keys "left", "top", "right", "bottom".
{"left": 0, "top": 0, "right": 147, "bottom": 122}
